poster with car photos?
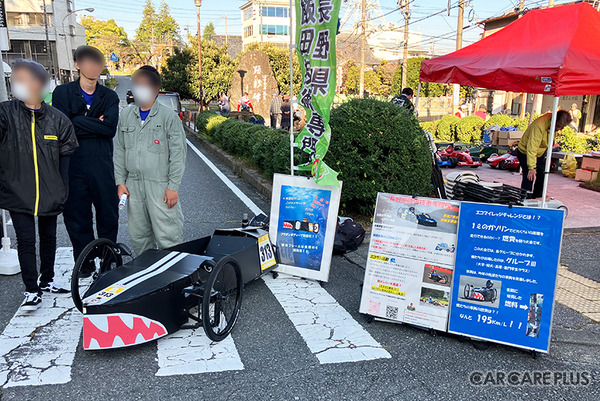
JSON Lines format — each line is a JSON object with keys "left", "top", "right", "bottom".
{"left": 359, "top": 193, "right": 460, "bottom": 331}
{"left": 269, "top": 174, "right": 342, "bottom": 282}
{"left": 448, "top": 202, "right": 564, "bottom": 353}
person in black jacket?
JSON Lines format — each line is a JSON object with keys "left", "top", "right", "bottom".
{"left": 0, "top": 59, "right": 78, "bottom": 310}
{"left": 52, "top": 46, "right": 120, "bottom": 262}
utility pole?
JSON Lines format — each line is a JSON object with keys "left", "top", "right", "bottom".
{"left": 359, "top": 0, "right": 366, "bottom": 97}
{"left": 194, "top": 0, "right": 203, "bottom": 109}
{"left": 400, "top": 0, "right": 410, "bottom": 90}
{"left": 452, "top": 0, "right": 465, "bottom": 115}
{"left": 223, "top": 14, "right": 228, "bottom": 46}
{"left": 42, "top": 0, "right": 55, "bottom": 80}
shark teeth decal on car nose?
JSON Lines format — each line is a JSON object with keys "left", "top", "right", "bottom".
{"left": 83, "top": 314, "right": 168, "bottom": 350}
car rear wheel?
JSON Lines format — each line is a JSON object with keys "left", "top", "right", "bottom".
{"left": 449, "top": 157, "right": 459, "bottom": 168}
{"left": 202, "top": 256, "right": 243, "bottom": 342}
{"left": 71, "top": 239, "right": 127, "bottom": 312}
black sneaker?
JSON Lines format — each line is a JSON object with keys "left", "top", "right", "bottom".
{"left": 39, "top": 281, "right": 70, "bottom": 294}
{"left": 79, "top": 260, "right": 96, "bottom": 279}
{"left": 21, "top": 292, "right": 42, "bottom": 311}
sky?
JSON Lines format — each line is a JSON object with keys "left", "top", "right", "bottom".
{"left": 75, "top": 0, "right": 575, "bottom": 54}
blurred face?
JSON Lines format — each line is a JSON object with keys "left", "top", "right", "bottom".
{"left": 75, "top": 58, "right": 104, "bottom": 80}
{"left": 11, "top": 67, "right": 44, "bottom": 104}
{"left": 571, "top": 105, "right": 577, "bottom": 110}
{"left": 131, "top": 74, "right": 159, "bottom": 108}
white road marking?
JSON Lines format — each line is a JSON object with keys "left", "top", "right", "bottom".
{"left": 0, "top": 248, "right": 81, "bottom": 388}
{"left": 186, "top": 139, "right": 263, "bottom": 216}
{"left": 263, "top": 274, "right": 391, "bottom": 364}
{"left": 156, "top": 325, "right": 244, "bottom": 376}
{"left": 187, "top": 139, "right": 391, "bottom": 364}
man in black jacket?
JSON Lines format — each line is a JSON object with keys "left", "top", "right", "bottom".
{"left": 53, "top": 46, "right": 120, "bottom": 262}
{"left": 0, "top": 59, "right": 78, "bottom": 310}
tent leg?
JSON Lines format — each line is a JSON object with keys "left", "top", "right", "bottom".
{"left": 541, "top": 96, "right": 560, "bottom": 207}
{"left": 415, "top": 81, "right": 422, "bottom": 115}
{"left": 289, "top": 0, "right": 295, "bottom": 176}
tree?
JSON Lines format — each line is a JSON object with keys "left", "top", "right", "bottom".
{"left": 135, "top": 0, "right": 157, "bottom": 43}
{"left": 203, "top": 22, "right": 216, "bottom": 41}
{"left": 155, "top": 0, "right": 180, "bottom": 45}
{"left": 162, "top": 38, "right": 235, "bottom": 104}
{"left": 376, "top": 60, "right": 396, "bottom": 96}
{"left": 80, "top": 16, "right": 135, "bottom": 71}
{"left": 342, "top": 61, "right": 382, "bottom": 95}
{"left": 391, "top": 57, "right": 448, "bottom": 98}
{"left": 245, "top": 42, "right": 302, "bottom": 96}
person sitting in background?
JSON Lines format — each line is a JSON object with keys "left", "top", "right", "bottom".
{"left": 569, "top": 103, "right": 581, "bottom": 132}
{"left": 475, "top": 104, "right": 488, "bottom": 120}
{"left": 0, "top": 59, "right": 78, "bottom": 309}
{"left": 392, "top": 88, "right": 415, "bottom": 114}
{"left": 516, "top": 111, "right": 572, "bottom": 199}
{"left": 114, "top": 66, "right": 187, "bottom": 255}
{"left": 455, "top": 104, "right": 468, "bottom": 118}
{"left": 237, "top": 92, "right": 254, "bottom": 113}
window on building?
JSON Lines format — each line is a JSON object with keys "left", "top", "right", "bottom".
{"left": 262, "top": 25, "right": 289, "bottom": 36}
{"left": 29, "top": 13, "right": 47, "bottom": 26}
{"left": 244, "top": 25, "right": 254, "bottom": 38}
{"left": 243, "top": 8, "right": 253, "bottom": 21}
{"left": 6, "top": 12, "right": 47, "bottom": 27}
{"left": 260, "top": 7, "right": 289, "bottom": 18}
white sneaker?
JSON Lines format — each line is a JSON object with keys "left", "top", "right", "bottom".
{"left": 39, "top": 281, "right": 70, "bottom": 294}
{"left": 21, "top": 292, "right": 42, "bottom": 311}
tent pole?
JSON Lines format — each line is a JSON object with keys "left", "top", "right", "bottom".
{"left": 289, "top": 0, "right": 294, "bottom": 176}
{"left": 541, "top": 96, "right": 560, "bottom": 207}
{"left": 415, "top": 81, "right": 422, "bottom": 115}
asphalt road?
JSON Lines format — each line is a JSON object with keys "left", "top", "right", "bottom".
{"left": 0, "top": 87, "right": 599, "bottom": 400}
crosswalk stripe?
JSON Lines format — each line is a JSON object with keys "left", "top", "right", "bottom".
{"left": 0, "top": 248, "right": 80, "bottom": 388}
{"left": 262, "top": 274, "right": 391, "bottom": 364}
{"left": 156, "top": 327, "right": 244, "bottom": 376}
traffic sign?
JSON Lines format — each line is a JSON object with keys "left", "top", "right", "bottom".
{"left": 109, "top": 52, "right": 119, "bottom": 62}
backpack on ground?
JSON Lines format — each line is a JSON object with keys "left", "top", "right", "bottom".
{"left": 333, "top": 217, "right": 366, "bottom": 254}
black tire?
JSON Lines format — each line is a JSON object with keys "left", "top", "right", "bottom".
{"left": 498, "top": 161, "right": 506, "bottom": 170}
{"left": 449, "top": 157, "right": 459, "bottom": 168}
{"left": 202, "top": 256, "right": 243, "bottom": 342}
{"left": 71, "top": 239, "right": 123, "bottom": 312}
{"left": 463, "top": 284, "right": 471, "bottom": 299}
{"left": 442, "top": 275, "right": 449, "bottom": 283}
{"left": 313, "top": 223, "right": 320, "bottom": 234}
{"left": 490, "top": 288, "right": 498, "bottom": 303}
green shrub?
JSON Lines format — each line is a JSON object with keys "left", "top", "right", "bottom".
{"left": 512, "top": 116, "right": 529, "bottom": 131}
{"left": 328, "top": 98, "right": 432, "bottom": 215}
{"left": 557, "top": 127, "right": 588, "bottom": 153}
{"left": 483, "top": 114, "right": 514, "bottom": 129}
{"left": 436, "top": 115, "right": 460, "bottom": 142}
{"left": 454, "top": 115, "right": 484, "bottom": 143}
{"left": 196, "top": 111, "right": 226, "bottom": 137}
{"left": 420, "top": 120, "right": 439, "bottom": 135}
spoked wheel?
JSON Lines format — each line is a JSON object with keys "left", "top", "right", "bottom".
{"left": 202, "top": 256, "right": 243, "bottom": 342}
{"left": 71, "top": 239, "right": 126, "bottom": 312}
{"left": 463, "top": 284, "right": 471, "bottom": 299}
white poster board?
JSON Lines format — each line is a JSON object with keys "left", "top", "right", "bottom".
{"left": 269, "top": 174, "right": 342, "bottom": 282}
{"left": 0, "top": 1, "right": 9, "bottom": 51}
{"left": 359, "top": 193, "right": 460, "bottom": 331}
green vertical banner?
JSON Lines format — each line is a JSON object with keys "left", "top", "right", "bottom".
{"left": 295, "top": 0, "right": 341, "bottom": 186}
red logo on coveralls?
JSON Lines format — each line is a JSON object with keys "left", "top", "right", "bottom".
{"left": 154, "top": 140, "right": 160, "bottom": 144}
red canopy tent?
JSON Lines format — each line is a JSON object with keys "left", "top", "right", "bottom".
{"left": 418, "top": 2, "right": 600, "bottom": 204}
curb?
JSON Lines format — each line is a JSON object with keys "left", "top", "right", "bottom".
{"left": 184, "top": 126, "right": 273, "bottom": 199}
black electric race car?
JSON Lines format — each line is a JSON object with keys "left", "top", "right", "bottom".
{"left": 71, "top": 226, "right": 278, "bottom": 350}
{"left": 428, "top": 269, "right": 449, "bottom": 284}
{"left": 282, "top": 218, "right": 320, "bottom": 233}
{"left": 463, "top": 280, "right": 498, "bottom": 303}
{"left": 397, "top": 207, "right": 438, "bottom": 227}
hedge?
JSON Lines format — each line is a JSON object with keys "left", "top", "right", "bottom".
{"left": 435, "top": 115, "right": 460, "bottom": 142}
{"left": 454, "top": 115, "right": 485, "bottom": 143}
{"left": 328, "top": 98, "right": 432, "bottom": 215}
{"left": 196, "top": 111, "right": 307, "bottom": 177}
{"left": 482, "top": 114, "right": 514, "bottom": 129}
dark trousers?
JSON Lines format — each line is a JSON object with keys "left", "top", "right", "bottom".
{"left": 270, "top": 113, "right": 281, "bottom": 129}
{"left": 64, "top": 141, "right": 119, "bottom": 261}
{"left": 517, "top": 150, "right": 546, "bottom": 198}
{"left": 10, "top": 212, "right": 58, "bottom": 294}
